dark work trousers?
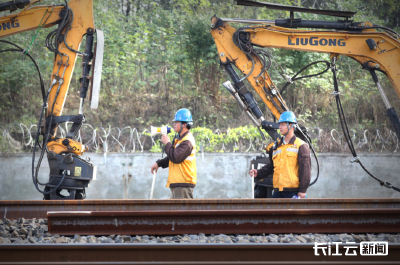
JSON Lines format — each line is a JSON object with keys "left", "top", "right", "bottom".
{"left": 272, "top": 190, "right": 298, "bottom": 198}
{"left": 170, "top": 187, "right": 194, "bottom": 199}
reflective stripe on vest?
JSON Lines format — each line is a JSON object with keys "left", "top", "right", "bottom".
{"left": 166, "top": 132, "right": 197, "bottom": 187}
{"left": 185, "top": 156, "right": 195, "bottom": 161}
{"left": 286, "top": 148, "right": 299, "bottom": 153}
{"left": 272, "top": 150, "right": 282, "bottom": 156}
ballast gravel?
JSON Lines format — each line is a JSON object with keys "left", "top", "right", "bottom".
{"left": 0, "top": 218, "right": 399, "bottom": 244}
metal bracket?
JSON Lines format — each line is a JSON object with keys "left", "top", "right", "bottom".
{"left": 381, "top": 182, "right": 393, "bottom": 189}
{"left": 261, "top": 120, "right": 279, "bottom": 129}
{"left": 284, "top": 75, "right": 293, "bottom": 84}
{"left": 350, "top": 157, "right": 359, "bottom": 163}
{"left": 90, "top": 29, "right": 104, "bottom": 109}
{"left": 46, "top": 114, "right": 84, "bottom": 139}
{"left": 330, "top": 91, "right": 341, "bottom": 96}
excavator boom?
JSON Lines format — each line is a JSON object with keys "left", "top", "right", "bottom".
{"left": 210, "top": 15, "right": 400, "bottom": 138}
{"left": 0, "top": 0, "right": 103, "bottom": 200}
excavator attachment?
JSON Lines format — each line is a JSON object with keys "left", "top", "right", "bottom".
{"left": 43, "top": 25, "right": 102, "bottom": 200}
{"left": 0, "top": 0, "right": 104, "bottom": 200}
{"left": 90, "top": 29, "right": 104, "bottom": 109}
{"left": 211, "top": 1, "right": 400, "bottom": 193}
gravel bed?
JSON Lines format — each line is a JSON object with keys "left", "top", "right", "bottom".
{"left": 1, "top": 218, "right": 400, "bottom": 244}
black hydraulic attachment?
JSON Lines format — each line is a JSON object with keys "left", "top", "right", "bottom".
{"left": 44, "top": 114, "right": 84, "bottom": 138}
{"left": 224, "top": 64, "right": 263, "bottom": 119}
{"left": 79, "top": 28, "right": 95, "bottom": 100}
{"left": 36, "top": 30, "right": 96, "bottom": 200}
{"left": 368, "top": 69, "right": 400, "bottom": 139}
{"left": 386, "top": 107, "right": 400, "bottom": 139}
{"left": 44, "top": 152, "right": 96, "bottom": 200}
{"left": 223, "top": 63, "right": 281, "bottom": 141}
{"left": 0, "top": 0, "right": 30, "bottom": 13}
{"left": 261, "top": 120, "right": 281, "bottom": 141}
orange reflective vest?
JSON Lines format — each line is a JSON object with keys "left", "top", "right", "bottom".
{"left": 269, "top": 137, "right": 306, "bottom": 191}
{"left": 166, "top": 132, "right": 197, "bottom": 187}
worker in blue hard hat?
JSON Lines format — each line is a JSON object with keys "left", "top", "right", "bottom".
{"left": 150, "top": 108, "right": 197, "bottom": 199}
{"left": 249, "top": 111, "right": 311, "bottom": 198}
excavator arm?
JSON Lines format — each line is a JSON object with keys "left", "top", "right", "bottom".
{"left": 0, "top": 0, "right": 103, "bottom": 199}
{"left": 0, "top": 3, "right": 63, "bottom": 37}
{"left": 0, "top": 0, "right": 102, "bottom": 153}
{"left": 211, "top": 1, "right": 400, "bottom": 193}
{"left": 210, "top": 12, "right": 400, "bottom": 140}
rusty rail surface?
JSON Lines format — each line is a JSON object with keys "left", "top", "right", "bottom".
{"left": 0, "top": 244, "right": 399, "bottom": 264}
{"left": 2, "top": 199, "right": 400, "bottom": 220}
{"left": 47, "top": 208, "right": 400, "bottom": 235}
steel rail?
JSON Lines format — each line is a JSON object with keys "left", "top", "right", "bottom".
{"left": 2, "top": 199, "right": 400, "bottom": 220}
{"left": 0, "top": 244, "right": 399, "bottom": 264}
{"left": 47, "top": 208, "right": 400, "bottom": 235}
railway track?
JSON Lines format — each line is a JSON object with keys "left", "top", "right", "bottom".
{"left": 47, "top": 208, "right": 400, "bottom": 235}
{"left": 2, "top": 198, "right": 400, "bottom": 219}
{"left": 1, "top": 243, "right": 399, "bottom": 264}
{"left": 1, "top": 199, "right": 400, "bottom": 264}
{"left": 2, "top": 199, "right": 400, "bottom": 235}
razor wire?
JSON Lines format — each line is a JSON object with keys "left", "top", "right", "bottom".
{"left": 0, "top": 122, "right": 399, "bottom": 154}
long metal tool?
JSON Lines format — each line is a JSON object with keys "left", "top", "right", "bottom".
{"left": 150, "top": 172, "right": 156, "bottom": 199}
{"left": 251, "top": 164, "right": 255, "bottom": 199}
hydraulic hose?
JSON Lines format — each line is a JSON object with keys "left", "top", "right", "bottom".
{"left": 330, "top": 59, "right": 400, "bottom": 193}
{"left": 0, "top": 41, "right": 45, "bottom": 100}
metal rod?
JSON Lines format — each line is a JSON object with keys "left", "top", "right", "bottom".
{"left": 150, "top": 172, "right": 156, "bottom": 199}
{"left": 376, "top": 81, "right": 392, "bottom": 109}
{"left": 220, "top": 18, "right": 275, "bottom": 25}
{"left": 223, "top": 81, "right": 261, "bottom": 126}
{"left": 251, "top": 164, "right": 255, "bottom": 199}
{"left": 246, "top": 110, "right": 261, "bottom": 126}
{"left": 79, "top": 98, "right": 84, "bottom": 115}
{"left": 370, "top": 70, "right": 392, "bottom": 109}
{"left": 223, "top": 81, "right": 246, "bottom": 110}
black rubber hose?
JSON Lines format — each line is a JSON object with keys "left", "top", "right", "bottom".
{"left": 0, "top": 40, "right": 50, "bottom": 189}
{"left": 280, "top": 61, "right": 330, "bottom": 95}
{"left": 0, "top": 42, "right": 46, "bottom": 100}
{"left": 331, "top": 63, "right": 400, "bottom": 193}
{"left": 31, "top": 81, "right": 67, "bottom": 194}
{"left": 370, "top": 25, "right": 400, "bottom": 38}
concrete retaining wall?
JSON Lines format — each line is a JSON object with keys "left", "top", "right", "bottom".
{"left": 0, "top": 152, "right": 399, "bottom": 200}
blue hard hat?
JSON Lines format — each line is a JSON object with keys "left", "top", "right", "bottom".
{"left": 278, "top": 111, "right": 297, "bottom": 124}
{"left": 173, "top": 108, "right": 193, "bottom": 124}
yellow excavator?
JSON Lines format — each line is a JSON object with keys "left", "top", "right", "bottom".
{"left": 0, "top": 0, "right": 103, "bottom": 199}
{"left": 211, "top": 0, "right": 400, "bottom": 193}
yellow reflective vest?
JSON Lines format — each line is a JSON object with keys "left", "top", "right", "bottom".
{"left": 269, "top": 137, "right": 306, "bottom": 191}
{"left": 166, "top": 132, "right": 197, "bottom": 187}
